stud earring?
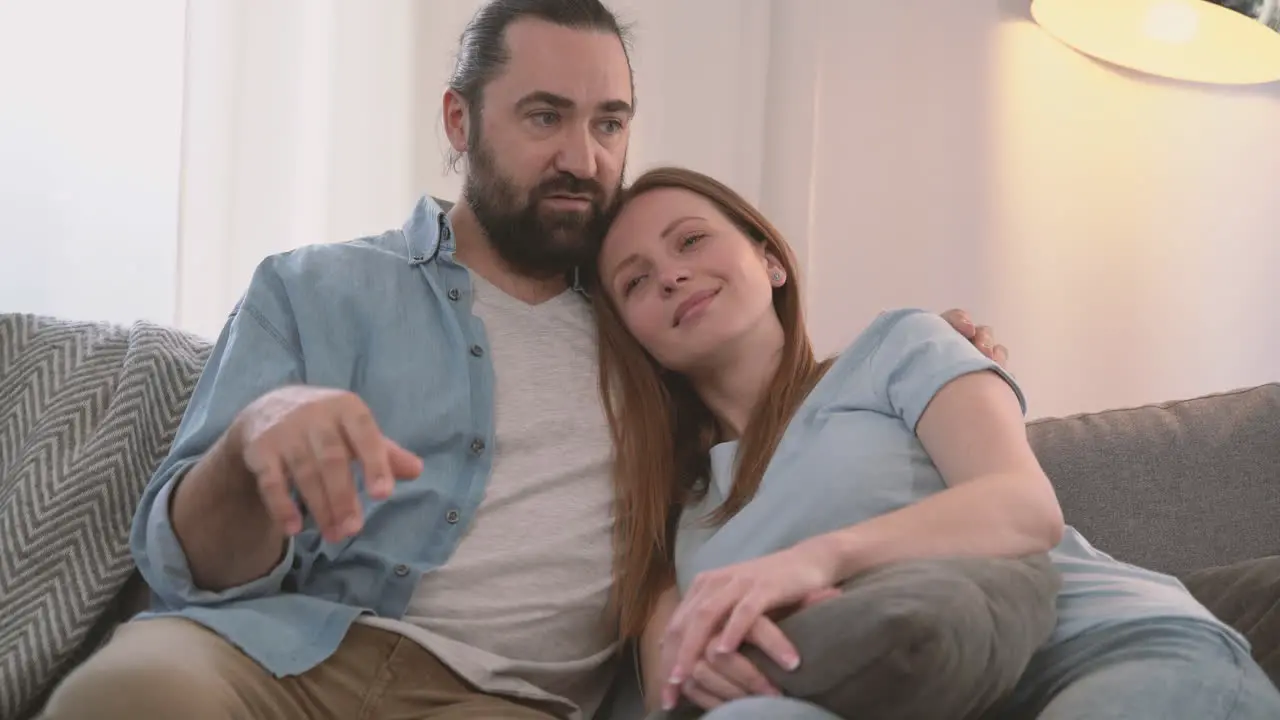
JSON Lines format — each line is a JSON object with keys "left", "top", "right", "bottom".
{"left": 770, "top": 269, "right": 784, "bottom": 285}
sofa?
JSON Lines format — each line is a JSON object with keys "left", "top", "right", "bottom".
{"left": 1, "top": 311, "right": 1277, "bottom": 720}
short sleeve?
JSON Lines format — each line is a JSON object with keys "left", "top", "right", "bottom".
{"left": 838, "top": 308, "right": 1026, "bottom": 433}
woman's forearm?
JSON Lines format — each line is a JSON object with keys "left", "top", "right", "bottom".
{"left": 807, "top": 473, "right": 1065, "bottom": 583}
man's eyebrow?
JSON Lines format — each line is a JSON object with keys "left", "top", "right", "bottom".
{"left": 600, "top": 99, "right": 635, "bottom": 117}
{"left": 514, "top": 91, "right": 634, "bottom": 117}
{"left": 515, "top": 91, "right": 574, "bottom": 110}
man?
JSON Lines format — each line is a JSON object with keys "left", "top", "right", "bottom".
{"left": 41, "top": 1, "right": 1008, "bottom": 718}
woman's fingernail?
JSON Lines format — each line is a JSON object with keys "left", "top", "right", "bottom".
{"left": 785, "top": 654, "right": 801, "bottom": 670}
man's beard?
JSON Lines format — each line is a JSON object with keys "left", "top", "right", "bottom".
{"left": 463, "top": 138, "right": 620, "bottom": 280}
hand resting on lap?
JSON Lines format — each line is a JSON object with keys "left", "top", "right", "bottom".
{"left": 646, "top": 553, "right": 1061, "bottom": 720}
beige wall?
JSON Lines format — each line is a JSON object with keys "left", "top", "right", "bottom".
{"left": 618, "top": 0, "right": 1279, "bottom": 420}
{"left": 608, "top": 1, "right": 1278, "bottom": 419}
{"left": 990, "top": 0, "right": 1280, "bottom": 418}
{"left": 168, "top": 0, "right": 1277, "bottom": 420}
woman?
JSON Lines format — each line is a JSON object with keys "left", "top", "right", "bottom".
{"left": 589, "top": 166, "right": 1280, "bottom": 719}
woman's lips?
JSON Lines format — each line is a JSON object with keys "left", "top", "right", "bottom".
{"left": 673, "top": 288, "right": 720, "bottom": 327}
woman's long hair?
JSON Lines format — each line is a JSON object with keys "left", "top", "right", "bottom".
{"left": 590, "top": 167, "right": 834, "bottom": 639}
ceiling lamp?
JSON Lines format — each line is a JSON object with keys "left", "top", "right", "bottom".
{"left": 1030, "top": 0, "right": 1280, "bottom": 85}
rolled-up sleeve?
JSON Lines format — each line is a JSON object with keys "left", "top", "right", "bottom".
{"left": 130, "top": 258, "right": 304, "bottom": 609}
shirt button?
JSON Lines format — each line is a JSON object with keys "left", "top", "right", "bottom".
{"left": 470, "top": 438, "right": 486, "bottom": 455}
{"left": 446, "top": 509, "right": 460, "bottom": 524}
{"left": 447, "top": 288, "right": 460, "bottom": 301}
{"left": 393, "top": 564, "right": 410, "bottom": 577}
{"left": 469, "top": 344, "right": 484, "bottom": 357}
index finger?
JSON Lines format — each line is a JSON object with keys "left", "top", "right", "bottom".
{"left": 709, "top": 647, "right": 780, "bottom": 698}
{"left": 744, "top": 617, "right": 801, "bottom": 672}
{"left": 339, "top": 403, "right": 393, "bottom": 499}
{"left": 665, "top": 589, "right": 736, "bottom": 690}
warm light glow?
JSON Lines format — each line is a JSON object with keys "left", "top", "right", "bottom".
{"left": 1141, "top": 1, "right": 1200, "bottom": 44}
{"left": 1031, "top": 0, "right": 1280, "bottom": 84}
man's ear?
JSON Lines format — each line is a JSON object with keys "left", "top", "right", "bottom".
{"left": 443, "top": 89, "right": 471, "bottom": 154}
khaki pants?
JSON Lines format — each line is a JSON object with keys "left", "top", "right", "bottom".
{"left": 40, "top": 617, "right": 560, "bottom": 719}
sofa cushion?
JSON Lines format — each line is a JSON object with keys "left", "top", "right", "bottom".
{"left": 1027, "top": 384, "right": 1280, "bottom": 575}
{"left": 1181, "top": 555, "right": 1280, "bottom": 685}
{"left": 0, "top": 314, "right": 211, "bottom": 720}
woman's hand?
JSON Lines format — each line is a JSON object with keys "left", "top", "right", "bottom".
{"left": 673, "top": 587, "right": 841, "bottom": 710}
{"left": 659, "top": 541, "right": 840, "bottom": 710}
{"left": 678, "top": 638, "right": 782, "bottom": 711}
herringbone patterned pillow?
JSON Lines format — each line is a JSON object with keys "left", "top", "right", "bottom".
{"left": 0, "top": 314, "right": 211, "bottom": 719}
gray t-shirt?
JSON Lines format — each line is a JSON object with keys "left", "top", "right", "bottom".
{"left": 361, "top": 271, "right": 618, "bottom": 719}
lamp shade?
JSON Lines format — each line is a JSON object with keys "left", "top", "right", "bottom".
{"left": 1030, "top": 0, "right": 1280, "bottom": 84}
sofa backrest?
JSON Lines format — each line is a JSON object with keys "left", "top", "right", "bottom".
{"left": 1027, "top": 383, "right": 1280, "bottom": 574}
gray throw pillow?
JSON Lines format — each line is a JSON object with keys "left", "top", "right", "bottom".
{"left": 647, "top": 554, "right": 1061, "bottom": 720}
{"left": 1180, "top": 555, "right": 1280, "bottom": 685}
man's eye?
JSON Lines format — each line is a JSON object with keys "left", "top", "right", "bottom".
{"left": 531, "top": 112, "right": 558, "bottom": 127}
{"left": 599, "top": 118, "right": 624, "bottom": 134}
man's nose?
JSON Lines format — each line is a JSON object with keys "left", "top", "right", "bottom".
{"left": 554, "top": 125, "right": 599, "bottom": 179}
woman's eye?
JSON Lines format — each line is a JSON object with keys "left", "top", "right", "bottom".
{"left": 680, "top": 233, "right": 706, "bottom": 249}
{"left": 623, "top": 274, "right": 646, "bottom": 295}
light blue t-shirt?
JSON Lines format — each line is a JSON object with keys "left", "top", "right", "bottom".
{"left": 673, "top": 308, "right": 1248, "bottom": 654}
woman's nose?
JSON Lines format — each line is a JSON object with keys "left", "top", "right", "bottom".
{"left": 659, "top": 268, "right": 690, "bottom": 293}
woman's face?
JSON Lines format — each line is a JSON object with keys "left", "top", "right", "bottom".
{"left": 597, "top": 187, "right": 784, "bottom": 374}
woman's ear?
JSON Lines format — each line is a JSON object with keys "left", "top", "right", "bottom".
{"left": 765, "top": 253, "right": 787, "bottom": 288}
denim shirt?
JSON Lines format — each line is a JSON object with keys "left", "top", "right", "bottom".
{"left": 130, "top": 195, "right": 527, "bottom": 677}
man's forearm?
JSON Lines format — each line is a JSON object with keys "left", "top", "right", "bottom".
{"left": 169, "top": 430, "right": 287, "bottom": 592}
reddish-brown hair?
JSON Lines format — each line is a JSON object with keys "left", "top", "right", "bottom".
{"left": 590, "top": 166, "right": 833, "bottom": 639}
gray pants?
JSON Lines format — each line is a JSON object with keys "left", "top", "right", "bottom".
{"left": 702, "top": 621, "right": 1280, "bottom": 720}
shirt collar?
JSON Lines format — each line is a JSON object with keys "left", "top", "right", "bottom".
{"left": 399, "top": 194, "right": 591, "bottom": 300}
{"left": 400, "top": 195, "right": 454, "bottom": 265}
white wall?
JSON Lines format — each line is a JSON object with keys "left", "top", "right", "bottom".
{"left": 0, "top": 0, "right": 186, "bottom": 327}
{"left": 800, "top": 2, "right": 1000, "bottom": 358}
{"left": 177, "top": 0, "right": 429, "bottom": 337}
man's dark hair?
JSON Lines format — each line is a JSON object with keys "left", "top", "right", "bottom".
{"left": 446, "top": 0, "right": 635, "bottom": 171}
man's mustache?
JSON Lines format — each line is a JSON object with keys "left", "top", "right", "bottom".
{"left": 534, "top": 174, "right": 606, "bottom": 205}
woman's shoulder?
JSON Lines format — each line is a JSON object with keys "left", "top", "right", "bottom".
{"left": 824, "top": 307, "right": 962, "bottom": 378}
{"left": 817, "top": 308, "right": 1024, "bottom": 427}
